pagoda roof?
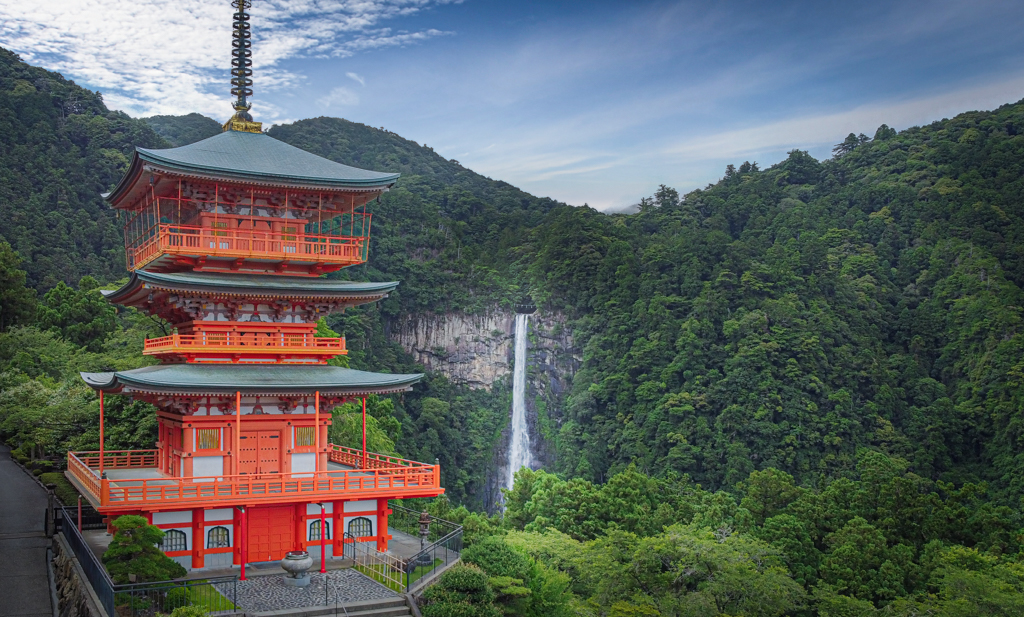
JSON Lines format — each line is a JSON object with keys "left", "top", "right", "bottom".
{"left": 103, "top": 270, "right": 399, "bottom": 304}
{"left": 81, "top": 364, "right": 422, "bottom": 396}
{"left": 107, "top": 130, "right": 400, "bottom": 204}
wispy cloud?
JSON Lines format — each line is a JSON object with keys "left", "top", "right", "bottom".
{"left": 318, "top": 86, "right": 360, "bottom": 109}
{"left": 0, "top": 0, "right": 457, "bottom": 119}
{"left": 346, "top": 72, "right": 366, "bottom": 86}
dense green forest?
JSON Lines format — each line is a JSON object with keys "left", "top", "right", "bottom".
{"left": 3, "top": 46, "right": 1024, "bottom": 615}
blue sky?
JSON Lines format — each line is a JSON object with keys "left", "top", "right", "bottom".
{"left": 2, "top": 0, "right": 1024, "bottom": 209}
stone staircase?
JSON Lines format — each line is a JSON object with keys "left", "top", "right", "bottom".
{"left": 341, "top": 597, "right": 414, "bottom": 617}
{"left": 256, "top": 596, "right": 416, "bottom": 617}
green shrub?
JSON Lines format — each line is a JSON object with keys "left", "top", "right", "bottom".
{"left": 102, "top": 515, "right": 186, "bottom": 583}
{"left": 40, "top": 472, "right": 81, "bottom": 506}
{"left": 462, "top": 537, "right": 531, "bottom": 580}
{"left": 32, "top": 468, "right": 43, "bottom": 476}
{"left": 169, "top": 607, "right": 208, "bottom": 617}
{"left": 164, "top": 587, "right": 189, "bottom": 611}
{"left": 422, "top": 565, "right": 500, "bottom": 617}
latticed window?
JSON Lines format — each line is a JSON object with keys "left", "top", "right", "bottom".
{"left": 207, "top": 526, "right": 230, "bottom": 548}
{"left": 197, "top": 428, "right": 220, "bottom": 450}
{"left": 296, "top": 426, "right": 315, "bottom": 447}
{"left": 309, "top": 519, "right": 330, "bottom": 541}
{"left": 348, "top": 517, "right": 372, "bottom": 538}
{"left": 160, "top": 529, "right": 187, "bottom": 552}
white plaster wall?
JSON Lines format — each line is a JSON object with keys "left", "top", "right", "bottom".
{"left": 306, "top": 503, "right": 333, "bottom": 515}
{"left": 153, "top": 511, "right": 192, "bottom": 525}
{"left": 206, "top": 508, "right": 233, "bottom": 522}
{"left": 192, "top": 456, "right": 223, "bottom": 480}
{"left": 292, "top": 453, "right": 315, "bottom": 477}
{"left": 344, "top": 500, "right": 376, "bottom": 513}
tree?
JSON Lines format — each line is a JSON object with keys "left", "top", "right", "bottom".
{"left": 0, "top": 242, "right": 37, "bottom": 332}
{"left": 833, "top": 132, "right": 862, "bottom": 157}
{"left": 35, "top": 276, "right": 116, "bottom": 350}
{"left": 102, "top": 515, "right": 187, "bottom": 583}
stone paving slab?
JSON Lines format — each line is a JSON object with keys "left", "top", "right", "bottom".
{"left": 215, "top": 568, "right": 396, "bottom": 613}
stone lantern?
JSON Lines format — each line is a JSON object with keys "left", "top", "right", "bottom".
{"left": 416, "top": 510, "right": 433, "bottom": 566}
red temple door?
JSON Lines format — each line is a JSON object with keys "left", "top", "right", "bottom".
{"left": 257, "top": 431, "right": 281, "bottom": 474}
{"left": 247, "top": 505, "right": 294, "bottom": 563}
{"left": 238, "top": 433, "right": 259, "bottom": 475}
{"left": 239, "top": 431, "right": 280, "bottom": 475}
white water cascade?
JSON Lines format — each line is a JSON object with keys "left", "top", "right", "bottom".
{"left": 506, "top": 313, "right": 532, "bottom": 491}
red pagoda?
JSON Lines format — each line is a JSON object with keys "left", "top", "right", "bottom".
{"left": 67, "top": 0, "right": 443, "bottom": 573}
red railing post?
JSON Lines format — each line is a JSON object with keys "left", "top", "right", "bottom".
{"left": 77, "top": 495, "right": 82, "bottom": 532}
{"left": 319, "top": 503, "right": 327, "bottom": 573}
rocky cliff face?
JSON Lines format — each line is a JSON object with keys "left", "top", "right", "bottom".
{"left": 389, "top": 311, "right": 515, "bottom": 389}
{"left": 389, "top": 308, "right": 580, "bottom": 512}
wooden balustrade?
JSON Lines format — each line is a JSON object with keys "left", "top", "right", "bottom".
{"left": 67, "top": 447, "right": 441, "bottom": 510}
{"left": 143, "top": 333, "right": 346, "bottom": 355}
{"left": 128, "top": 224, "right": 369, "bottom": 270}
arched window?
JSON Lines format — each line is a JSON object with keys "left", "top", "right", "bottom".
{"left": 309, "top": 519, "right": 331, "bottom": 541}
{"left": 348, "top": 517, "right": 372, "bottom": 538}
{"left": 160, "top": 529, "right": 187, "bottom": 553}
{"left": 207, "top": 526, "right": 230, "bottom": 549}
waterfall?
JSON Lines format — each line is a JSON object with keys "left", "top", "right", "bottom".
{"left": 506, "top": 313, "right": 532, "bottom": 491}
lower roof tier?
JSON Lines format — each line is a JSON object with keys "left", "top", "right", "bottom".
{"left": 81, "top": 364, "right": 422, "bottom": 397}
{"left": 102, "top": 270, "right": 399, "bottom": 324}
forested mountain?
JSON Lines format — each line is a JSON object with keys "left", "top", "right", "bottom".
{"left": 142, "top": 112, "right": 220, "bottom": 147}
{"left": 4, "top": 46, "right": 1024, "bottom": 615}
{"left": 0, "top": 49, "right": 167, "bottom": 289}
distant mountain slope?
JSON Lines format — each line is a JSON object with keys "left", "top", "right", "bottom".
{"left": 142, "top": 112, "right": 221, "bottom": 147}
{"left": 0, "top": 47, "right": 167, "bottom": 289}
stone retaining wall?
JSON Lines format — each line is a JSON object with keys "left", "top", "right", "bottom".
{"left": 52, "top": 534, "right": 104, "bottom": 617}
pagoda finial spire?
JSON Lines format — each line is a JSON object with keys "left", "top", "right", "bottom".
{"left": 224, "top": 0, "right": 262, "bottom": 133}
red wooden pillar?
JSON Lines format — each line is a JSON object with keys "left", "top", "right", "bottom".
{"left": 294, "top": 502, "right": 306, "bottom": 553}
{"left": 333, "top": 501, "right": 344, "bottom": 557}
{"left": 241, "top": 506, "right": 247, "bottom": 581}
{"left": 183, "top": 426, "right": 194, "bottom": 478}
{"left": 314, "top": 391, "right": 320, "bottom": 472}
{"left": 376, "top": 498, "right": 390, "bottom": 552}
{"left": 233, "top": 507, "right": 243, "bottom": 567}
{"left": 98, "top": 391, "right": 105, "bottom": 478}
{"left": 362, "top": 396, "right": 367, "bottom": 469}
{"left": 192, "top": 508, "right": 205, "bottom": 569}
{"left": 319, "top": 503, "right": 326, "bottom": 572}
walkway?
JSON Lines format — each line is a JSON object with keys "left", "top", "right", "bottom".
{"left": 0, "top": 445, "right": 53, "bottom": 617}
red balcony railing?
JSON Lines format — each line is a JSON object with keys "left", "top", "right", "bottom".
{"left": 128, "top": 224, "right": 369, "bottom": 271}
{"left": 67, "top": 448, "right": 441, "bottom": 511}
{"left": 143, "top": 332, "right": 346, "bottom": 359}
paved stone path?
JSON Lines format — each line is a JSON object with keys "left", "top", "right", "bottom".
{"left": 215, "top": 568, "right": 396, "bottom": 613}
{"left": 0, "top": 445, "right": 53, "bottom": 617}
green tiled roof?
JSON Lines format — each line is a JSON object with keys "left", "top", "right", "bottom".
{"left": 128, "top": 130, "right": 399, "bottom": 190}
{"left": 103, "top": 270, "right": 399, "bottom": 303}
{"left": 81, "top": 364, "right": 422, "bottom": 395}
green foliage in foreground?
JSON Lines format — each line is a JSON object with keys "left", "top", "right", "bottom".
{"left": 103, "top": 515, "right": 186, "bottom": 584}
{"left": 451, "top": 460, "right": 1024, "bottom": 617}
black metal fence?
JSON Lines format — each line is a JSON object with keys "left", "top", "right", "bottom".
{"left": 55, "top": 507, "right": 238, "bottom": 617}
{"left": 388, "top": 502, "right": 461, "bottom": 545}
{"left": 387, "top": 502, "right": 463, "bottom": 591}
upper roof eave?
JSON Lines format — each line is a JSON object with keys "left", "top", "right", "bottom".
{"left": 102, "top": 270, "right": 400, "bottom": 305}
{"left": 105, "top": 131, "right": 401, "bottom": 205}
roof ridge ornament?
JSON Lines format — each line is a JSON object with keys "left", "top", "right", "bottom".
{"left": 224, "top": 0, "right": 263, "bottom": 133}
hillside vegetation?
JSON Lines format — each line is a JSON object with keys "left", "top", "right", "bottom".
{"left": 3, "top": 46, "right": 1024, "bottom": 615}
